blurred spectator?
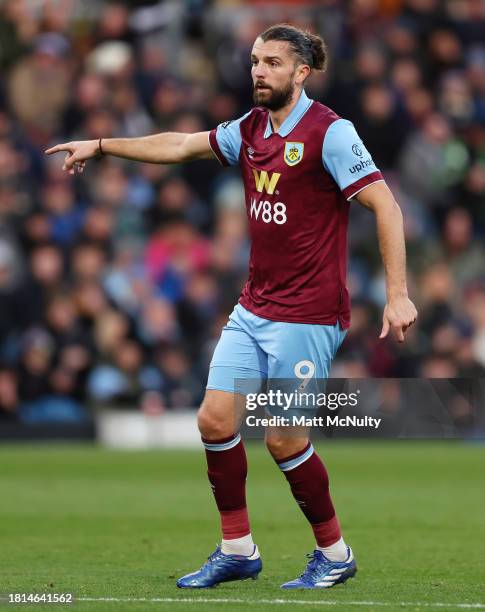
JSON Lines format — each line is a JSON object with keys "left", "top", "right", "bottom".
{"left": 0, "top": 368, "right": 18, "bottom": 418}
{"left": 399, "top": 113, "right": 469, "bottom": 207}
{"left": 88, "top": 339, "right": 159, "bottom": 406}
{"left": 42, "top": 181, "right": 85, "bottom": 247}
{"left": 8, "top": 33, "right": 71, "bottom": 143}
{"left": 153, "top": 344, "right": 204, "bottom": 409}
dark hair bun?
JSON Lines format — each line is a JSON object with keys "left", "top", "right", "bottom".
{"left": 307, "top": 32, "right": 327, "bottom": 71}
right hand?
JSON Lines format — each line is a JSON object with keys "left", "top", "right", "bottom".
{"left": 44, "top": 139, "right": 101, "bottom": 175}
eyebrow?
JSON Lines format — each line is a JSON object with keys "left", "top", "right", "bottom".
{"left": 250, "top": 54, "right": 282, "bottom": 62}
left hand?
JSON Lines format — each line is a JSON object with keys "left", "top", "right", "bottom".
{"left": 379, "top": 295, "right": 418, "bottom": 343}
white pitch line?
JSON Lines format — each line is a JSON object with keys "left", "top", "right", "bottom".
{"left": 78, "top": 597, "right": 485, "bottom": 609}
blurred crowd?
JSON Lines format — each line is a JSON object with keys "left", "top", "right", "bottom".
{"left": 0, "top": 0, "right": 484, "bottom": 424}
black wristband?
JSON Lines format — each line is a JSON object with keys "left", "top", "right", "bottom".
{"left": 98, "top": 137, "right": 104, "bottom": 157}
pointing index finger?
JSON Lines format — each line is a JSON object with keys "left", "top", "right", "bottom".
{"left": 44, "top": 143, "right": 70, "bottom": 155}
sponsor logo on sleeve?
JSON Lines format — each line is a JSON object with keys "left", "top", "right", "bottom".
{"left": 220, "top": 120, "right": 234, "bottom": 129}
{"left": 349, "top": 158, "right": 375, "bottom": 174}
{"left": 352, "top": 143, "right": 363, "bottom": 157}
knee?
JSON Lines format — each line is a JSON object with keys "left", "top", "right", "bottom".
{"left": 265, "top": 435, "right": 308, "bottom": 462}
{"left": 197, "top": 401, "right": 234, "bottom": 439}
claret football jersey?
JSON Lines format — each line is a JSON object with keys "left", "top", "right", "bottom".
{"left": 209, "top": 90, "right": 383, "bottom": 329}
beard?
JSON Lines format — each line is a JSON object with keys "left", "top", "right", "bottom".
{"left": 253, "top": 80, "right": 295, "bottom": 111}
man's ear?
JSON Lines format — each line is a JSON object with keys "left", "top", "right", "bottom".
{"left": 295, "top": 64, "right": 311, "bottom": 86}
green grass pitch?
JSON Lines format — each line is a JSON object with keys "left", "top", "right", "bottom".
{"left": 0, "top": 441, "right": 484, "bottom": 611}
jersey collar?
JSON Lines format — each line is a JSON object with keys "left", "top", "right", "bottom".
{"left": 263, "top": 89, "right": 313, "bottom": 139}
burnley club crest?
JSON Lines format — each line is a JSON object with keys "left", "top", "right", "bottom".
{"left": 284, "top": 142, "right": 304, "bottom": 166}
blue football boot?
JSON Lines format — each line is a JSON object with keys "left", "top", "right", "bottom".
{"left": 177, "top": 545, "right": 262, "bottom": 588}
{"left": 281, "top": 547, "right": 356, "bottom": 589}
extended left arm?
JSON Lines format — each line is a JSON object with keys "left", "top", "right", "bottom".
{"left": 355, "top": 181, "right": 418, "bottom": 342}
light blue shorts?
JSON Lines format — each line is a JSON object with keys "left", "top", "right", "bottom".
{"left": 207, "top": 304, "right": 347, "bottom": 405}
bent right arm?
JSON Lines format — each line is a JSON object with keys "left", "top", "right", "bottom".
{"left": 45, "top": 131, "right": 214, "bottom": 173}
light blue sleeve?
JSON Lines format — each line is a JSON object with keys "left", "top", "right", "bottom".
{"left": 322, "top": 119, "right": 381, "bottom": 196}
{"left": 214, "top": 112, "right": 252, "bottom": 166}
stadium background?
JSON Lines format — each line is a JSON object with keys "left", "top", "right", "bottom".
{"left": 0, "top": 0, "right": 484, "bottom": 426}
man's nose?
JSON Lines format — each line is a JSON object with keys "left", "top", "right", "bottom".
{"left": 252, "top": 62, "right": 266, "bottom": 78}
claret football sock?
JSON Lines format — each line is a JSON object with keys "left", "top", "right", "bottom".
{"left": 275, "top": 441, "right": 344, "bottom": 551}
{"left": 202, "top": 432, "right": 252, "bottom": 544}
{"left": 316, "top": 536, "right": 349, "bottom": 562}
